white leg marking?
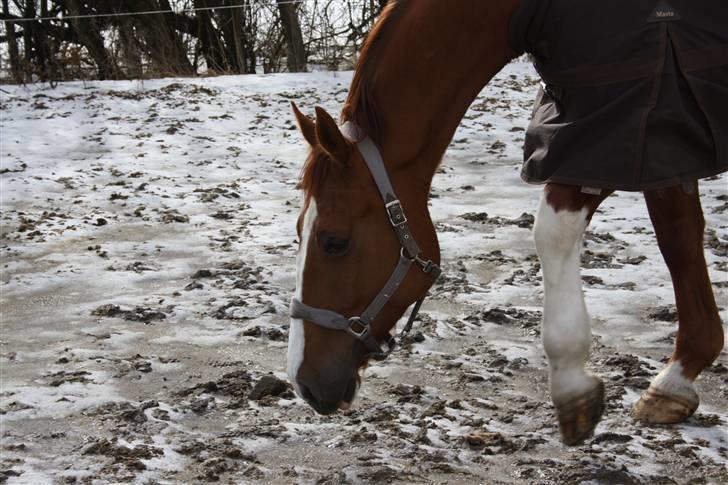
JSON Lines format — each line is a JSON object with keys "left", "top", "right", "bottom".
{"left": 534, "top": 196, "right": 596, "bottom": 404}
{"left": 287, "top": 200, "right": 317, "bottom": 395}
{"left": 649, "top": 361, "right": 697, "bottom": 402}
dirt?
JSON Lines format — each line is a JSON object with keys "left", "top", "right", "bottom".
{"left": 248, "top": 375, "right": 292, "bottom": 401}
{"left": 460, "top": 211, "right": 535, "bottom": 228}
{"left": 91, "top": 304, "right": 168, "bottom": 323}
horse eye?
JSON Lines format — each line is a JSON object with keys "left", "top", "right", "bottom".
{"left": 318, "top": 233, "right": 350, "bottom": 256}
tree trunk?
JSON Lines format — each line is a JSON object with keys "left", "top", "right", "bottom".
{"left": 65, "top": 0, "right": 114, "bottom": 79}
{"left": 22, "top": 0, "right": 34, "bottom": 81}
{"left": 218, "top": 1, "right": 242, "bottom": 73}
{"left": 113, "top": 0, "right": 193, "bottom": 76}
{"left": 242, "top": 2, "right": 257, "bottom": 73}
{"left": 38, "top": 0, "right": 52, "bottom": 82}
{"left": 277, "top": 0, "right": 306, "bottom": 72}
{"left": 194, "top": 0, "right": 229, "bottom": 72}
{"left": 2, "top": 0, "right": 22, "bottom": 83}
{"left": 154, "top": 0, "right": 194, "bottom": 74}
{"left": 230, "top": 2, "right": 246, "bottom": 72}
{"left": 118, "top": 18, "right": 143, "bottom": 79}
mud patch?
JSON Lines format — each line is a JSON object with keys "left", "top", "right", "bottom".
{"left": 91, "top": 304, "right": 168, "bottom": 323}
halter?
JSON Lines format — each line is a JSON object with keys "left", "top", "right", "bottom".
{"left": 289, "top": 122, "right": 441, "bottom": 360}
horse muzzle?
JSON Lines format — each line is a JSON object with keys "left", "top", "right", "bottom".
{"left": 296, "top": 371, "right": 358, "bottom": 415}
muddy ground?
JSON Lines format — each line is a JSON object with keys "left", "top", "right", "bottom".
{"left": 1, "top": 65, "right": 726, "bottom": 484}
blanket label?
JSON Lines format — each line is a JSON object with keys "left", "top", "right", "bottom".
{"left": 648, "top": 1, "right": 682, "bottom": 22}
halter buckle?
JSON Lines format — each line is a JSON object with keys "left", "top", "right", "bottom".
{"left": 347, "top": 316, "right": 370, "bottom": 338}
{"left": 385, "top": 200, "right": 407, "bottom": 227}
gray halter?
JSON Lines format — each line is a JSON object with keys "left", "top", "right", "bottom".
{"left": 289, "top": 121, "right": 441, "bottom": 360}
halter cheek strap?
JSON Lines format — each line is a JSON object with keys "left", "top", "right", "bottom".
{"left": 289, "top": 121, "right": 441, "bottom": 360}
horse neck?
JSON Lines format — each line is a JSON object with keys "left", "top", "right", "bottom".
{"left": 346, "top": 0, "right": 520, "bottom": 195}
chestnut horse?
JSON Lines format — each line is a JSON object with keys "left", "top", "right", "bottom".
{"left": 287, "top": 0, "right": 724, "bottom": 445}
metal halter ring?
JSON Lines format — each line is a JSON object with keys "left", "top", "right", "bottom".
{"left": 346, "top": 317, "right": 370, "bottom": 338}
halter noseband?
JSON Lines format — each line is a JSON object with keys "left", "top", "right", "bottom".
{"left": 289, "top": 121, "right": 441, "bottom": 360}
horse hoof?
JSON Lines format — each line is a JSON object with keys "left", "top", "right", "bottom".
{"left": 555, "top": 380, "right": 605, "bottom": 446}
{"left": 633, "top": 387, "right": 698, "bottom": 424}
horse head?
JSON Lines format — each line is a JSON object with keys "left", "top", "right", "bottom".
{"left": 287, "top": 102, "right": 440, "bottom": 414}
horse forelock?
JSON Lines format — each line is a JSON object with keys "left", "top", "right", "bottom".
{"left": 298, "top": 146, "right": 333, "bottom": 202}
{"left": 299, "top": 145, "right": 361, "bottom": 207}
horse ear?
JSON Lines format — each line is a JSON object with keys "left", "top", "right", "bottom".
{"left": 291, "top": 102, "right": 316, "bottom": 146}
{"left": 314, "top": 106, "right": 350, "bottom": 164}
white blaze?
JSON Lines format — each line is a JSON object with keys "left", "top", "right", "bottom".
{"left": 287, "top": 200, "right": 317, "bottom": 395}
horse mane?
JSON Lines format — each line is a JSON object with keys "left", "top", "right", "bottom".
{"left": 341, "top": 0, "right": 405, "bottom": 140}
{"left": 300, "top": 1, "right": 405, "bottom": 198}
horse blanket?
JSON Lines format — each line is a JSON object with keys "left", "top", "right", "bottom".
{"left": 509, "top": 0, "right": 728, "bottom": 191}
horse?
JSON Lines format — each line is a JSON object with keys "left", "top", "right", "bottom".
{"left": 286, "top": 0, "right": 726, "bottom": 445}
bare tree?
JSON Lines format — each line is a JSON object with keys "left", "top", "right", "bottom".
{"left": 122, "top": 0, "right": 194, "bottom": 76}
{"left": 195, "top": 0, "right": 229, "bottom": 72}
{"left": 0, "top": 0, "right": 389, "bottom": 82}
{"left": 117, "top": 16, "right": 144, "bottom": 79}
{"left": 277, "top": 0, "right": 306, "bottom": 72}
{"left": 1, "top": 0, "right": 22, "bottom": 83}
{"left": 65, "top": 0, "right": 115, "bottom": 79}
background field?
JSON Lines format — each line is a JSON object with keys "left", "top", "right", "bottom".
{"left": 1, "top": 61, "right": 727, "bottom": 483}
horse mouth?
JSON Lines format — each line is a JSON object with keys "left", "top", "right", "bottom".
{"left": 342, "top": 373, "right": 358, "bottom": 406}
{"left": 300, "top": 373, "right": 358, "bottom": 415}
{"left": 332, "top": 376, "right": 358, "bottom": 412}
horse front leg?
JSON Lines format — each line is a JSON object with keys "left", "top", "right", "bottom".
{"left": 533, "top": 183, "right": 612, "bottom": 445}
{"left": 634, "top": 183, "right": 724, "bottom": 423}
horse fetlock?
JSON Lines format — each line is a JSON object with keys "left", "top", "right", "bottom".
{"left": 553, "top": 377, "right": 605, "bottom": 446}
{"left": 543, "top": 327, "right": 590, "bottom": 365}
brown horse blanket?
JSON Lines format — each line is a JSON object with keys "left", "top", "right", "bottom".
{"left": 509, "top": 0, "right": 728, "bottom": 191}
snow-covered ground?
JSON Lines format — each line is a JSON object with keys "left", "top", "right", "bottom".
{"left": 1, "top": 61, "right": 726, "bottom": 484}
